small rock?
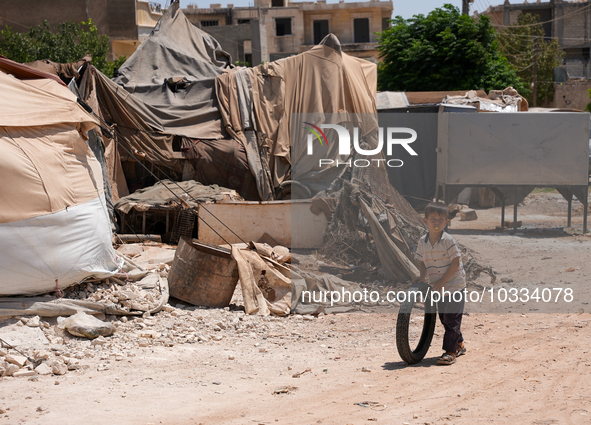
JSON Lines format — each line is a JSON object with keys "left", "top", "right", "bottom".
{"left": 361, "top": 367, "right": 371, "bottom": 372}
{"left": 91, "top": 337, "right": 107, "bottom": 346}
{"left": 97, "top": 364, "right": 110, "bottom": 372}
{"left": 3, "top": 364, "right": 19, "bottom": 376}
{"left": 212, "top": 381, "right": 221, "bottom": 385}
{"left": 34, "top": 350, "right": 50, "bottom": 361}
{"left": 212, "top": 325, "right": 222, "bottom": 332}
{"left": 212, "top": 335, "right": 224, "bottom": 341}
{"left": 5, "top": 354, "right": 28, "bottom": 368}
{"left": 50, "top": 361, "right": 68, "bottom": 376}
{"left": 0, "top": 348, "right": 7, "bottom": 356}
{"left": 26, "top": 316, "right": 41, "bottom": 327}
{"left": 460, "top": 209, "right": 477, "bottom": 221}
{"left": 139, "top": 330, "right": 159, "bottom": 339}
{"left": 35, "top": 363, "right": 52, "bottom": 376}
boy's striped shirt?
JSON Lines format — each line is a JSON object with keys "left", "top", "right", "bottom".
{"left": 415, "top": 231, "right": 466, "bottom": 290}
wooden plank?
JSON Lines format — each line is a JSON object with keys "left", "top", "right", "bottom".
{"left": 197, "top": 201, "right": 327, "bottom": 248}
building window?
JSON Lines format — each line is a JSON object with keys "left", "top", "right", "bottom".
{"left": 238, "top": 19, "right": 251, "bottom": 24}
{"left": 314, "top": 20, "right": 329, "bottom": 45}
{"left": 272, "top": 0, "right": 284, "bottom": 7}
{"left": 354, "top": 18, "right": 370, "bottom": 43}
{"left": 201, "top": 20, "right": 219, "bottom": 27}
{"left": 382, "top": 17, "right": 390, "bottom": 31}
{"left": 275, "top": 18, "right": 292, "bottom": 36}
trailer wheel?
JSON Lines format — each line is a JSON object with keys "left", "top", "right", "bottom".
{"left": 396, "top": 283, "right": 437, "bottom": 364}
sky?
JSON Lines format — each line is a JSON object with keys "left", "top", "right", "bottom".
{"left": 153, "top": 0, "right": 507, "bottom": 19}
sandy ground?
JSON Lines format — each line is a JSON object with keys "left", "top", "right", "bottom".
{"left": 1, "top": 191, "right": 590, "bottom": 425}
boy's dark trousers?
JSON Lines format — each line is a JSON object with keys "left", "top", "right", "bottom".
{"left": 437, "top": 293, "right": 465, "bottom": 354}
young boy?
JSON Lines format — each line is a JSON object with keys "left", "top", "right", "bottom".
{"left": 413, "top": 201, "right": 466, "bottom": 365}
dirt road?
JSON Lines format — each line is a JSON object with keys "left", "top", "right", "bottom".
{"left": 1, "top": 192, "right": 590, "bottom": 425}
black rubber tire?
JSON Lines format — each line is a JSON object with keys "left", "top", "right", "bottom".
{"left": 275, "top": 180, "right": 312, "bottom": 200}
{"left": 396, "top": 283, "right": 437, "bottom": 365}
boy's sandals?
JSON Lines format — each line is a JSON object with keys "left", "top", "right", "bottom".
{"left": 456, "top": 345, "right": 467, "bottom": 357}
{"left": 436, "top": 353, "right": 456, "bottom": 365}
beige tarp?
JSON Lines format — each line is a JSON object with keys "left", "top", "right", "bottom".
{"left": 0, "top": 69, "right": 101, "bottom": 224}
{"left": 216, "top": 35, "right": 378, "bottom": 198}
{"left": 230, "top": 242, "right": 369, "bottom": 316}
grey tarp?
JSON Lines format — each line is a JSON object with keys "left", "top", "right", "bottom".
{"left": 112, "top": 2, "right": 231, "bottom": 140}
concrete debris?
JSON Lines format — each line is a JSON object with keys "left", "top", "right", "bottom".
{"left": 34, "top": 363, "right": 52, "bottom": 375}
{"left": 3, "top": 364, "right": 19, "bottom": 376}
{"left": 460, "top": 209, "right": 478, "bottom": 221}
{"left": 25, "top": 316, "right": 41, "bottom": 327}
{"left": 58, "top": 312, "right": 116, "bottom": 339}
{"left": 5, "top": 354, "right": 27, "bottom": 368}
{"left": 34, "top": 350, "right": 50, "bottom": 361}
{"left": 50, "top": 361, "right": 68, "bottom": 376}
{"left": 12, "top": 369, "right": 36, "bottom": 378}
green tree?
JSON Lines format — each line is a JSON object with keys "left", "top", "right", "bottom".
{"left": 497, "top": 13, "right": 564, "bottom": 106}
{"left": 377, "top": 4, "right": 525, "bottom": 93}
{"left": 0, "top": 19, "right": 112, "bottom": 75}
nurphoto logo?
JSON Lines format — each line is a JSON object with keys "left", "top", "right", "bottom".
{"left": 303, "top": 123, "right": 419, "bottom": 168}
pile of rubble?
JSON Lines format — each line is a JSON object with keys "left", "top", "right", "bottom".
{"left": 0, "top": 306, "right": 322, "bottom": 378}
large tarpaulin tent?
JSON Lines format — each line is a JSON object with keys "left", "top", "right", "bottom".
{"left": 112, "top": 2, "right": 231, "bottom": 141}
{"left": 0, "top": 57, "right": 122, "bottom": 295}
{"left": 216, "top": 34, "right": 378, "bottom": 199}
{"left": 72, "top": 3, "right": 260, "bottom": 201}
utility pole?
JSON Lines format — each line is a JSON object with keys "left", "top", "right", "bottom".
{"left": 462, "top": 0, "right": 470, "bottom": 15}
{"left": 532, "top": 36, "right": 538, "bottom": 107}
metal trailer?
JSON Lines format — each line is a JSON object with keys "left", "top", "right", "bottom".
{"left": 378, "top": 104, "right": 477, "bottom": 209}
{"left": 435, "top": 112, "right": 590, "bottom": 233}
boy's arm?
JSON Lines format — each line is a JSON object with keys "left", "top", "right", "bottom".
{"left": 412, "top": 261, "right": 427, "bottom": 283}
{"left": 430, "top": 257, "right": 460, "bottom": 291}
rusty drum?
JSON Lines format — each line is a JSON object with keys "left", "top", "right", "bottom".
{"left": 168, "top": 237, "right": 239, "bottom": 308}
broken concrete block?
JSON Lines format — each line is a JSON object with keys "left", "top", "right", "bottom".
{"left": 460, "top": 209, "right": 478, "bottom": 221}
{"left": 91, "top": 337, "right": 107, "bottom": 346}
{"left": 35, "top": 363, "right": 52, "bottom": 376}
{"left": 50, "top": 361, "right": 68, "bottom": 376}
{"left": 58, "top": 311, "right": 116, "bottom": 339}
{"left": 26, "top": 316, "right": 41, "bottom": 328}
{"left": 3, "top": 364, "right": 19, "bottom": 376}
{"left": 5, "top": 354, "right": 27, "bottom": 368}
{"left": 34, "top": 350, "right": 50, "bottom": 361}
{"left": 13, "top": 369, "right": 36, "bottom": 378}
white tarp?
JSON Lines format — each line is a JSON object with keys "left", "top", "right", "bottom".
{"left": 0, "top": 60, "right": 122, "bottom": 296}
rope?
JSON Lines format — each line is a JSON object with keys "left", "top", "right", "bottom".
{"left": 112, "top": 132, "right": 241, "bottom": 247}
{"left": 79, "top": 97, "right": 250, "bottom": 247}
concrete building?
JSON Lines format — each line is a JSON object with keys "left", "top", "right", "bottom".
{"left": 184, "top": 0, "right": 394, "bottom": 65}
{"left": 0, "top": 0, "right": 162, "bottom": 60}
{"left": 481, "top": 0, "right": 591, "bottom": 79}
